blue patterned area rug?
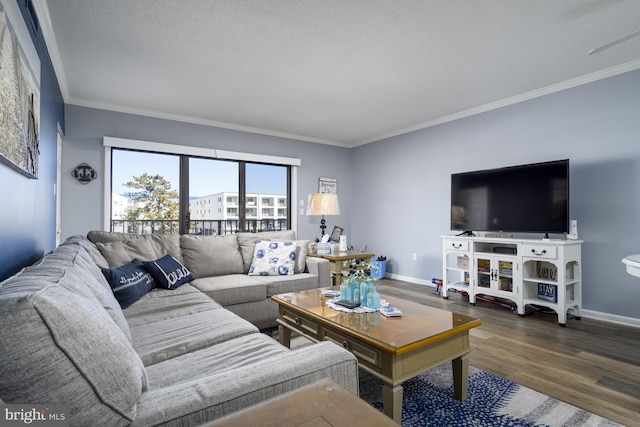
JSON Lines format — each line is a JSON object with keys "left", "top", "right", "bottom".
{"left": 277, "top": 332, "right": 620, "bottom": 427}
{"left": 358, "top": 364, "right": 620, "bottom": 427}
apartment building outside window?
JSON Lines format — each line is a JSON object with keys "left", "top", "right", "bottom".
{"left": 107, "top": 140, "right": 293, "bottom": 235}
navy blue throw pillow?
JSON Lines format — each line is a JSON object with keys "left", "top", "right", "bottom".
{"left": 143, "top": 255, "right": 193, "bottom": 290}
{"left": 101, "top": 259, "right": 156, "bottom": 308}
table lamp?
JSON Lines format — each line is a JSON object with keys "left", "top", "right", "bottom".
{"left": 307, "top": 193, "right": 340, "bottom": 236}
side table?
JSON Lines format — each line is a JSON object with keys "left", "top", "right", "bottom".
{"left": 309, "top": 251, "right": 375, "bottom": 286}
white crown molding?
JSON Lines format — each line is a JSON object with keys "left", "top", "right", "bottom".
{"left": 32, "top": 0, "right": 67, "bottom": 98}
{"left": 32, "top": 0, "right": 640, "bottom": 149}
{"left": 68, "top": 97, "right": 350, "bottom": 148}
{"left": 355, "top": 59, "right": 640, "bottom": 147}
{"left": 33, "top": 0, "right": 341, "bottom": 149}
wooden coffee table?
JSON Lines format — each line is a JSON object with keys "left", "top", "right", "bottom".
{"left": 272, "top": 289, "right": 481, "bottom": 424}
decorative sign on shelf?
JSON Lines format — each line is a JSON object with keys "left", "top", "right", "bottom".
{"left": 71, "top": 163, "right": 97, "bottom": 184}
{"left": 537, "top": 283, "right": 558, "bottom": 303}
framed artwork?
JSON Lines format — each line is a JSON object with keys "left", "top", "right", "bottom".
{"left": 318, "top": 177, "right": 337, "bottom": 194}
{"left": 0, "top": 0, "right": 41, "bottom": 178}
{"left": 329, "top": 226, "right": 343, "bottom": 243}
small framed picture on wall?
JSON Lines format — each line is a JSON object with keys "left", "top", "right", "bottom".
{"left": 319, "top": 177, "right": 337, "bottom": 194}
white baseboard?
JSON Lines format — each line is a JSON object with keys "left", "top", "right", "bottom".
{"left": 579, "top": 309, "right": 640, "bottom": 328}
{"left": 385, "top": 273, "right": 640, "bottom": 329}
{"left": 386, "top": 273, "right": 432, "bottom": 286}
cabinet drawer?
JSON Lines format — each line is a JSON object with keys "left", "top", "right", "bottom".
{"left": 323, "top": 329, "right": 382, "bottom": 369}
{"left": 522, "top": 244, "right": 557, "bottom": 260}
{"left": 279, "top": 307, "right": 320, "bottom": 337}
{"left": 444, "top": 240, "right": 469, "bottom": 252}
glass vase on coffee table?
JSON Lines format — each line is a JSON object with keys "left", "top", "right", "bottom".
{"left": 339, "top": 260, "right": 381, "bottom": 309}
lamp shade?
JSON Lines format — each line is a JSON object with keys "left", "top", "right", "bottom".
{"left": 307, "top": 193, "right": 340, "bottom": 216}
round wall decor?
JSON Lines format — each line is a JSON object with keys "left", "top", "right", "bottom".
{"left": 72, "top": 163, "right": 97, "bottom": 184}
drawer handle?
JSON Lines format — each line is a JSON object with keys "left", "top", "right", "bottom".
{"left": 531, "top": 249, "right": 547, "bottom": 256}
{"left": 295, "top": 317, "right": 302, "bottom": 326}
{"left": 452, "top": 243, "right": 462, "bottom": 249}
{"left": 342, "top": 341, "right": 349, "bottom": 350}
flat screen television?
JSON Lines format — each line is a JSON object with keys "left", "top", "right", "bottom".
{"left": 450, "top": 159, "right": 569, "bottom": 235}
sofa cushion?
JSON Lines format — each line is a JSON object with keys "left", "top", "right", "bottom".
{"left": 258, "top": 273, "right": 322, "bottom": 297}
{"left": 248, "top": 240, "right": 296, "bottom": 276}
{"left": 39, "top": 244, "right": 134, "bottom": 343}
{"left": 102, "top": 259, "right": 156, "bottom": 308}
{"left": 96, "top": 238, "right": 157, "bottom": 267}
{"left": 123, "top": 285, "right": 222, "bottom": 327}
{"left": 143, "top": 255, "right": 192, "bottom": 290}
{"left": 237, "top": 230, "right": 297, "bottom": 273}
{"left": 180, "top": 234, "right": 244, "bottom": 278}
{"left": 292, "top": 240, "right": 310, "bottom": 273}
{"left": 87, "top": 231, "right": 183, "bottom": 263}
{"left": 190, "top": 275, "right": 267, "bottom": 305}
{"left": 0, "top": 265, "right": 146, "bottom": 426}
{"left": 145, "top": 333, "right": 288, "bottom": 388}
{"left": 134, "top": 338, "right": 359, "bottom": 426}
{"left": 61, "top": 235, "right": 110, "bottom": 269}
{"left": 128, "top": 305, "right": 259, "bottom": 366}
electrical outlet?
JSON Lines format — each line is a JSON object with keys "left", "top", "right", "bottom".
{"left": 412, "top": 252, "right": 417, "bottom": 261}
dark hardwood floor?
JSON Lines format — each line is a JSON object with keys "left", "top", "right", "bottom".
{"left": 375, "top": 278, "right": 640, "bottom": 426}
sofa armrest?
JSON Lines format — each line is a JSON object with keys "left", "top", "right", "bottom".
{"left": 134, "top": 342, "right": 358, "bottom": 426}
{"left": 305, "top": 257, "right": 331, "bottom": 287}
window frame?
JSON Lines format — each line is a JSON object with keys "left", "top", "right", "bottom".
{"left": 103, "top": 137, "right": 300, "bottom": 234}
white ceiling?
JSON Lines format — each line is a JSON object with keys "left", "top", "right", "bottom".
{"left": 37, "top": 0, "right": 640, "bottom": 147}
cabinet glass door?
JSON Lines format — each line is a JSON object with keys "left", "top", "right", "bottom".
{"left": 476, "top": 258, "right": 491, "bottom": 289}
{"left": 497, "top": 260, "right": 514, "bottom": 293}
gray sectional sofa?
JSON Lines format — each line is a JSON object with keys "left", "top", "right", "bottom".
{"left": 0, "top": 232, "right": 358, "bottom": 426}
{"left": 86, "top": 230, "right": 332, "bottom": 329}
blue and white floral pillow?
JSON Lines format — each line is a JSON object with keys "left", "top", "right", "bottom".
{"left": 248, "top": 240, "right": 297, "bottom": 276}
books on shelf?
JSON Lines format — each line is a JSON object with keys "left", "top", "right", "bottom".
{"left": 380, "top": 307, "right": 403, "bottom": 317}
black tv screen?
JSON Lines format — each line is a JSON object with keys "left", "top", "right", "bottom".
{"left": 450, "top": 160, "right": 569, "bottom": 234}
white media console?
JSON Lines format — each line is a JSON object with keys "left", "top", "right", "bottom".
{"left": 442, "top": 235, "right": 583, "bottom": 326}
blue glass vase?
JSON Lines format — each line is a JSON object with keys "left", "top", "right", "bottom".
{"left": 341, "top": 280, "right": 352, "bottom": 302}
{"left": 360, "top": 281, "right": 371, "bottom": 307}
{"left": 350, "top": 278, "right": 361, "bottom": 304}
{"left": 366, "top": 285, "right": 380, "bottom": 309}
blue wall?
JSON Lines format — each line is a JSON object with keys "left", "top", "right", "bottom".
{"left": 4, "top": 0, "right": 639, "bottom": 322}
{"left": 60, "top": 70, "right": 640, "bottom": 323}
{"left": 0, "top": 1, "right": 64, "bottom": 280}
{"left": 351, "top": 69, "right": 640, "bottom": 321}
{"left": 60, "top": 105, "right": 353, "bottom": 246}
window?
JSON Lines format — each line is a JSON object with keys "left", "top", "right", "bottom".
{"left": 105, "top": 137, "right": 299, "bottom": 235}
{"left": 189, "top": 158, "right": 238, "bottom": 235}
{"left": 110, "top": 150, "right": 180, "bottom": 234}
{"left": 246, "top": 163, "right": 288, "bottom": 232}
